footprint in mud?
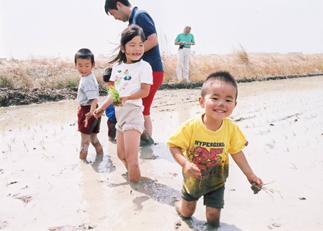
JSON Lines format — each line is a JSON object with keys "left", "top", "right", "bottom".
{"left": 267, "top": 222, "right": 281, "bottom": 229}
{"left": 0, "top": 221, "right": 8, "bottom": 229}
{"left": 13, "top": 194, "right": 32, "bottom": 205}
{"left": 48, "top": 224, "right": 95, "bottom": 231}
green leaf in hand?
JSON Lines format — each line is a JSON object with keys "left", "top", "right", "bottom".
{"left": 108, "top": 86, "right": 122, "bottom": 106}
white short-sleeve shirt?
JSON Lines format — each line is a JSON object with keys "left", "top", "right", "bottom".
{"left": 110, "top": 60, "right": 153, "bottom": 107}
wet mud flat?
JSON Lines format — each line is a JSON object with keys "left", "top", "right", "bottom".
{"left": 1, "top": 76, "right": 323, "bottom": 230}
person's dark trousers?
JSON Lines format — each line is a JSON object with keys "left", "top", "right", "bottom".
{"left": 107, "top": 118, "right": 116, "bottom": 140}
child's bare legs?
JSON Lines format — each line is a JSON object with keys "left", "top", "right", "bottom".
{"left": 175, "top": 199, "right": 197, "bottom": 218}
{"left": 80, "top": 133, "right": 91, "bottom": 160}
{"left": 206, "top": 207, "right": 221, "bottom": 228}
{"left": 117, "top": 129, "right": 141, "bottom": 182}
{"left": 116, "top": 130, "right": 127, "bottom": 168}
{"left": 90, "top": 134, "right": 103, "bottom": 155}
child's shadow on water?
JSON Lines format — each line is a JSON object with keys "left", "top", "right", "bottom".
{"left": 130, "top": 176, "right": 181, "bottom": 206}
{"left": 108, "top": 176, "right": 181, "bottom": 207}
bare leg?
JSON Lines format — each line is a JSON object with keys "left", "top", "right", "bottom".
{"left": 206, "top": 207, "right": 221, "bottom": 228}
{"left": 175, "top": 199, "right": 196, "bottom": 218}
{"left": 143, "top": 115, "right": 152, "bottom": 137}
{"left": 123, "top": 129, "right": 141, "bottom": 182}
{"left": 116, "top": 130, "right": 127, "bottom": 169}
{"left": 80, "top": 133, "right": 90, "bottom": 160}
{"left": 90, "top": 134, "right": 103, "bottom": 155}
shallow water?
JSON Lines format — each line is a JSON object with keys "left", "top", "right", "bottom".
{"left": 1, "top": 76, "right": 323, "bottom": 230}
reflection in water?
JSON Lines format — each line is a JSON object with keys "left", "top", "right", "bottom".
{"left": 140, "top": 143, "right": 174, "bottom": 162}
{"left": 91, "top": 154, "right": 116, "bottom": 173}
{"left": 140, "top": 145, "right": 158, "bottom": 160}
{"left": 79, "top": 161, "right": 107, "bottom": 226}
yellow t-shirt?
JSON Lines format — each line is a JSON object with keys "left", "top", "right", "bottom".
{"left": 167, "top": 114, "right": 247, "bottom": 198}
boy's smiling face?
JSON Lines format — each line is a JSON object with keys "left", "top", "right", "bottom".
{"left": 199, "top": 79, "right": 237, "bottom": 121}
{"left": 75, "top": 58, "right": 94, "bottom": 77}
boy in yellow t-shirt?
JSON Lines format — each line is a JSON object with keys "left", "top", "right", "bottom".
{"left": 167, "top": 71, "right": 263, "bottom": 228}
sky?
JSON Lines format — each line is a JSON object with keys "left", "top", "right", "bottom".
{"left": 0, "top": 0, "right": 323, "bottom": 59}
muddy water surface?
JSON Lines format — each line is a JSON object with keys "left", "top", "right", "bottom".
{"left": 1, "top": 76, "right": 323, "bottom": 230}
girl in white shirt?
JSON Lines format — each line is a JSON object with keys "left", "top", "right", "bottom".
{"left": 94, "top": 25, "right": 153, "bottom": 182}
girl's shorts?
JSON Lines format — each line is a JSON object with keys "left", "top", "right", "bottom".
{"left": 115, "top": 104, "right": 144, "bottom": 134}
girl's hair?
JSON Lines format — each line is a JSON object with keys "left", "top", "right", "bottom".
{"left": 110, "top": 25, "right": 146, "bottom": 64}
{"left": 74, "top": 48, "right": 95, "bottom": 65}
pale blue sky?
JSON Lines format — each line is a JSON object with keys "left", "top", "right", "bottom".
{"left": 1, "top": 0, "right": 323, "bottom": 59}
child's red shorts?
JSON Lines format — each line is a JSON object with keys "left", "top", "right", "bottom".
{"left": 77, "top": 105, "right": 101, "bottom": 134}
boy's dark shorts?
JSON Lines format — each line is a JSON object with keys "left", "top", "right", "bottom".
{"left": 77, "top": 105, "right": 101, "bottom": 134}
{"left": 181, "top": 186, "right": 225, "bottom": 209}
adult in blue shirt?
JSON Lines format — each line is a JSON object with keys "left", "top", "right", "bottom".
{"left": 104, "top": 0, "right": 164, "bottom": 146}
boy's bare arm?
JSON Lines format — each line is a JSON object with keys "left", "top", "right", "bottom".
{"left": 89, "top": 98, "right": 98, "bottom": 114}
{"left": 169, "top": 146, "right": 201, "bottom": 179}
{"left": 93, "top": 96, "right": 113, "bottom": 119}
{"left": 84, "top": 98, "right": 98, "bottom": 127}
{"left": 231, "top": 151, "right": 263, "bottom": 186}
{"left": 144, "top": 34, "right": 158, "bottom": 52}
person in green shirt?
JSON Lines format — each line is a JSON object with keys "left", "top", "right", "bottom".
{"left": 175, "top": 26, "right": 195, "bottom": 82}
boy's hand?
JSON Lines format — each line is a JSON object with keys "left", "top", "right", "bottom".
{"left": 247, "top": 173, "right": 263, "bottom": 188}
{"left": 183, "top": 161, "right": 202, "bottom": 179}
{"left": 93, "top": 108, "right": 103, "bottom": 119}
{"left": 84, "top": 111, "right": 94, "bottom": 127}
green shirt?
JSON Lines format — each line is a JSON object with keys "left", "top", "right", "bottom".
{"left": 175, "top": 33, "right": 195, "bottom": 48}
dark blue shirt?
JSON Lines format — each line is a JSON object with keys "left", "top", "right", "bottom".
{"left": 129, "top": 7, "right": 163, "bottom": 72}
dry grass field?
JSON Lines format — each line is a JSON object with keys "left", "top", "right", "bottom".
{"left": 1, "top": 52, "right": 323, "bottom": 90}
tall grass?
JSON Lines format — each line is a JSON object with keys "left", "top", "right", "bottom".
{"left": 162, "top": 52, "right": 323, "bottom": 83}
{"left": 1, "top": 52, "right": 323, "bottom": 89}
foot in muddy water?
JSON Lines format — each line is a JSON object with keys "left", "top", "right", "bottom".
{"left": 79, "top": 151, "right": 88, "bottom": 160}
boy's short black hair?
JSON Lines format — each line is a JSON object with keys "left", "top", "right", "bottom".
{"left": 74, "top": 48, "right": 95, "bottom": 65}
{"left": 104, "top": 0, "right": 131, "bottom": 14}
{"left": 102, "top": 67, "right": 113, "bottom": 82}
{"left": 201, "top": 71, "right": 238, "bottom": 99}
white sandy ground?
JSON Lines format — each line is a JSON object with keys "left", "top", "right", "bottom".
{"left": 1, "top": 76, "right": 323, "bottom": 231}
